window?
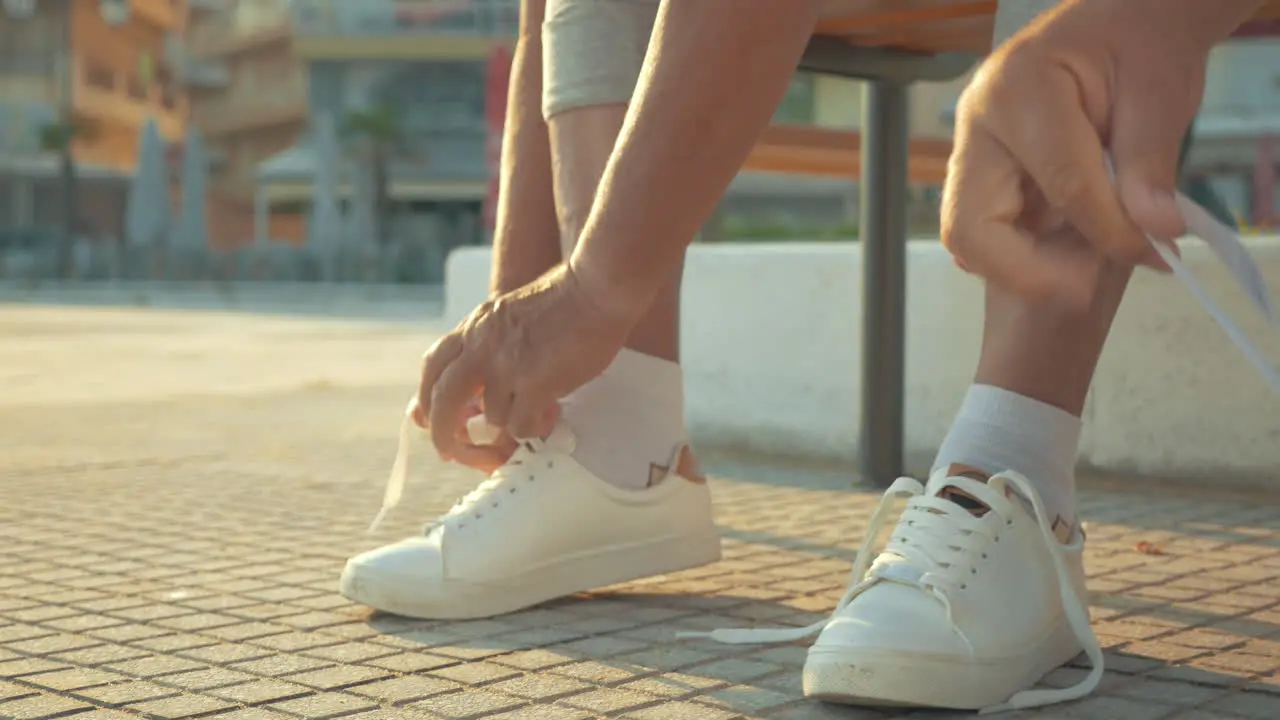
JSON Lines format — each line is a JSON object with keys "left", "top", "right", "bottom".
{"left": 84, "top": 62, "right": 116, "bottom": 92}
{"left": 0, "top": 13, "right": 57, "bottom": 76}
{"left": 774, "top": 72, "right": 816, "bottom": 124}
{"left": 126, "top": 75, "right": 148, "bottom": 101}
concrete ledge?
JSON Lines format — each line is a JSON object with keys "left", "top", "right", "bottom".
{"left": 445, "top": 238, "right": 1280, "bottom": 482}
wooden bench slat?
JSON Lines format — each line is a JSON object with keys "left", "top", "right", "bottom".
{"left": 749, "top": 1, "right": 1280, "bottom": 181}
{"left": 744, "top": 125, "right": 952, "bottom": 183}
{"left": 816, "top": 0, "right": 1280, "bottom": 55}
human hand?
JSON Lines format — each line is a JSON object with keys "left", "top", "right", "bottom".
{"left": 416, "top": 263, "right": 640, "bottom": 462}
{"left": 942, "top": 0, "right": 1260, "bottom": 306}
{"left": 408, "top": 396, "right": 517, "bottom": 474}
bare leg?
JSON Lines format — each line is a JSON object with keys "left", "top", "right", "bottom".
{"left": 536, "top": 0, "right": 696, "bottom": 488}
{"left": 976, "top": 264, "right": 1130, "bottom": 416}
{"left": 488, "top": 0, "right": 562, "bottom": 295}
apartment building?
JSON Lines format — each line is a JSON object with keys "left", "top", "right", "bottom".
{"left": 253, "top": 0, "right": 516, "bottom": 273}
{"left": 1187, "top": 32, "right": 1280, "bottom": 227}
{"left": 180, "top": 0, "right": 306, "bottom": 247}
{"left": 0, "top": 0, "right": 187, "bottom": 244}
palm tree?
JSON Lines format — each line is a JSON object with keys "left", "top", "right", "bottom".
{"left": 341, "top": 105, "right": 407, "bottom": 249}
{"left": 37, "top": 115, "right": 86, "bottom": 279}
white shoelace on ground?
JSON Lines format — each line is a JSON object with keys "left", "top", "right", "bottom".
{"left": 678, "top": 474, "right": 1104, "bottom": 714}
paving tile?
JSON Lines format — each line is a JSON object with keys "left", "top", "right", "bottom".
{"left": 58, "top": 711, "right": 139, "bottom": 720}
{"left": 346, "top": 675, "right": 460, "bottom": 704}
{"left": 104, "top": 655, "right": 207, "bottom": 679}
{"left": 209, "top": 678, "right": 312, "bottom": 704}
{"left": 484, "top": 707, "right": 591, "bottom": 720}
{"left": 282, "top": 665, "right": 389, "bottom": 691}
{"left": 156, "top": 666, "right": 261, "bottom": 691}
{"left": 560, "top": 687, "right": 658, "bottom": 714}
{"left": 76, "top": 679, "right": 182, "bottom": 705}
{"left": 1204, "top": 691, "right": 1280, "bottom": 719}
{"left": 0, "top": 679, "right": 40, "bottom": 701}
{"left": 485, "top": 673, "right": 591, "bottom": 701}
{"left": 20, "top": 667, "right": 129, "bottom": 692}
{"left": 624, "top": 702, "right": 739, "bottom": 720}
{"left": 200, "top": 707, "right": 295, "bottom": 717}
{"left": 340, "top": 711, "right": 442, "bottom": 720}
{"left": 268, "top": 692, "right": 379, "bottom": 719}
{"left": 0, "top": 658, "right": 74, "bottom": 677}
{"left": 129, "top": 694, "right": 239, "bottom": 718}
{"left": 697, "top": 684, "right": 796, "bottom": 713}
{"left": 412, "top": 690, "right": 525, "bottom": 719}
{"left": 230, "top": 654, "right": 334, "bottom": 678}
{"left": 1113, "top": 678, "right": 1228, "bottom": 707}
{"left": 428, "top": 662, "right": 520, "bottom": 686}
{"left": 0, "top": 692, "right": 96, "bottom": 719}
{"left": 3, "top": 307, "right": 1280, "bottom": 720}
{"left": 362, "top": 653, "right": 457, "bottom": 673}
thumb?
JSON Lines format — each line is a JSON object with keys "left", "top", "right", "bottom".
{"left": 1109, "top": 103, "right": 1190, "bottom": 248}
{"left": 507, "top": 398, "right": 561, "bottom": 441}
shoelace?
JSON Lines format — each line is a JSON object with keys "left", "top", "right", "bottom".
{"left": 1108, "top": 158, "right": 1279, "bottom": 393}
{"left": 369, "top": 403, "right": 547, "bottom": 533}
{"left": 419, "top": 438, "right": 556, "bottom": 535}
{"left": 678, "top": 473, "right": 1103, "bottom": 715}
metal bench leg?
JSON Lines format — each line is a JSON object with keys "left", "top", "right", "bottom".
{"left": 858, "top": 78, "right": 910, "bottom": 487}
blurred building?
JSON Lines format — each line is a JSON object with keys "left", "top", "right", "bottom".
{"left": 1186, "top": 31, "right": 1280, "bottom": 229}
{"left": 0, "top": 0, "right": 188, "bottom": 247}
{"left": 178, "top": 0, "right": 306, "bottom": 248}
{"left": 255, "top": 0, "right": 518, "bottom": 278}
{"left": 248, "top": 0, "right": 968, "bottom": 274}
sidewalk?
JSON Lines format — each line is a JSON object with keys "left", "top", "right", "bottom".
{"left": 1, "top": 305, "right": 1278, "bottom": 720}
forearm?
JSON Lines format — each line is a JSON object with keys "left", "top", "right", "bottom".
{"left": 489, "top": 0, "right": 561, "bottom": 295}
{"left": 567, "top": 0, "right": 819, "bottom": 311}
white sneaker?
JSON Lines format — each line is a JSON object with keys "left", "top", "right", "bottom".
{"left": 682, "top": 470, "right": 1103, "bottom": 714}
{"left": 340, "top": 417, "right": 721, "bottom": 620}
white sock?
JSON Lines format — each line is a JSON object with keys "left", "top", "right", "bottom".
{"left": 559, "top": 348, "right": 688, "bottom": 491}
{"left": 932, "top": 384, "right": 1081, "bottom": 532}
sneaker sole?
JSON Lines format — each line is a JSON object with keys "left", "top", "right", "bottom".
{"left": 339, "top": 527, "right": 722, "bottom": 620}
{"left": 802, "top": 620, "right": 1080, "bottom": 710}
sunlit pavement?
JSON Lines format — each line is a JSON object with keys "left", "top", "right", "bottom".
{"left": 1, "top": 305, "right": 1278, "bottom": 720}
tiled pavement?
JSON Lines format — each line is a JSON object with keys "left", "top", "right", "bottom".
{"left": 2, "top": 306, "right": 1279, "bottom": 720}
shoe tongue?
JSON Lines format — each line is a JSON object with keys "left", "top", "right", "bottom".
{"left": 933, "top": 464, "right": 996, "bottom": 517}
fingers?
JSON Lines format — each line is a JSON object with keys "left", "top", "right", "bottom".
{"left": 1000, "top": 72, "right": 1150, "bottom": 266}
{"left": 410, "top": 395, "right": 427, "bottom": 429}
{"left": 418, "top": 333, "right": 464, "bottom": 426}
{"left": 1109, "top": 75, "right": 1192, "bottom": 249}
{"left": 943, "top": 128, "right": 1099, "bottom": 307}
{"left": 428, "top": 351, "right": 484, "bottom": 461}
{"left": 450, "top": 441, "right": 518, "bottom": 475}
{"left": 481, "top": 374, "right": 514, "bottom": 432}
{"left": 508, "top": 394, "right": 560, "bottom": 440}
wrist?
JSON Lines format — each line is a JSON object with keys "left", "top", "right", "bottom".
{"left": 566, "top": 251, "right": 657, "bottom": 324}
